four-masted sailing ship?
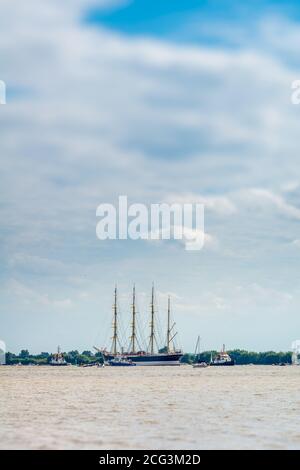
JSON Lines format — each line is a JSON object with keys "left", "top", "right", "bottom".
{"left": 96, "top": 285, "right": 183, "bottom": 366}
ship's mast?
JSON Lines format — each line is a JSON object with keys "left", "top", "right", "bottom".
{"left": 149, "top": 284, "right": 155, "bottom": 354}
{"left": 131, "top": 284, "right": 137, "bottom": 353}
{"left": 111, "top": 285, "right": 118, "bottom": 355}
{"left": 194, "top": 335, "right": 200, "bottom": 356}
{"left": 167, "top": 296, "right": 171, "bottom": 353}
{"left": 167, "top": 296, "right": 178, "bottom": 353}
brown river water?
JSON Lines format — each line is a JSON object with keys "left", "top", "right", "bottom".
{"left": 1, "top": 365, "right": 300, "bottom": 449}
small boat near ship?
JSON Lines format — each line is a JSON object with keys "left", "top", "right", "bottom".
{"left": 193, "top": 361, "right": 208, "bottom": 368}
{"left": 192, "top": 336, "right": 208, "bottom": 368}
{"left": 49, "top": 346, "right": 69, "bottom": 366}
{"left": 291, "top": 340, "right": 300, "bottom": 365}
{"left": 210, "top": 345, "right": 235, "bottom": 366}
{"left": 81, "top": 362, "right": 100, "bottom": 368}
{"left": 108, "top": 357, "right": 136, "bottom": 367}
{"left": 95, "top": 285, "right": 183, "bottom": 366}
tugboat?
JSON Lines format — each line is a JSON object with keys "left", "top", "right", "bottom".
{"left": 210, "top": 345, "right": 235, "bottom": 366}
{"left": 108, "top": 356, "right": 136, "bottom": 367}
{"left": 49, "top": 346, "right": 69, "bottom": 366}
{"left": 192, "top": 336, "right": 208, "bottom": 368}
{"left": 95, "top": 285, "right": 183, "bottom": 366}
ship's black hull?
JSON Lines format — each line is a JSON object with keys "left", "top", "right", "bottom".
{"left": 103, "top": 352, "right": 183, "bottom": 366}
{"left": 210, "top": 360, "right": 235, "bottom": 366}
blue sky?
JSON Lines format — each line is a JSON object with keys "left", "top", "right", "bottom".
{"left": 87, "top": 1, "right": 300, "bottom": 38}
{"left": 1, "top": 0, "right": 300, "bottom": 354}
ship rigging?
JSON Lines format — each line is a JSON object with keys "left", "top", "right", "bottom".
{"left": 95, "top": 285, "right": 183, "bottom": 366}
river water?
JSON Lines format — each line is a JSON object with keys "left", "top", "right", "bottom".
{"left": 1, "top": 365, "right": 300, "bottom": 449}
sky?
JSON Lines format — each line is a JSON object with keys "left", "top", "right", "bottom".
{"left": 1, "top": 0, "right": 300, "bottom": 354}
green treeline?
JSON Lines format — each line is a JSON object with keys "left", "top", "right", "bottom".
{"left": 181, "top": 349, "right": 292, "bottom": 365}
{"left": 4, "top": 349, "right": 292, "bottom": 365}
{"left": 5, "top": 350, "right": 104, "bottom": 366}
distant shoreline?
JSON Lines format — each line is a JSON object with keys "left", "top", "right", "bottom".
{"left": 3, "top": 349, "right": 292, "bottom": 366}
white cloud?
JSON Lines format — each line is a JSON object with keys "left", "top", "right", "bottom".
{"left": 9, "top": 253, "right": 69, "bottom": 275}
{"left": 146, "top": 225, "right": 214, "bottom": 251}
{"left": 6, "top": 279, "right": 73, "bottom": 310}
{"left": 281, "top": 181, "right": 300, "bottom": 193}
{"left": 238, "top": 188, "right": 300, "bottom": 220}
{"left": 166, "top": 193, "right": 237, "bottom": 216}
{"left": 175, "top": 282, "right": 294, "bottom": 319}
{"left": 2, "top": 1, "right": 300, "bottom": 349}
